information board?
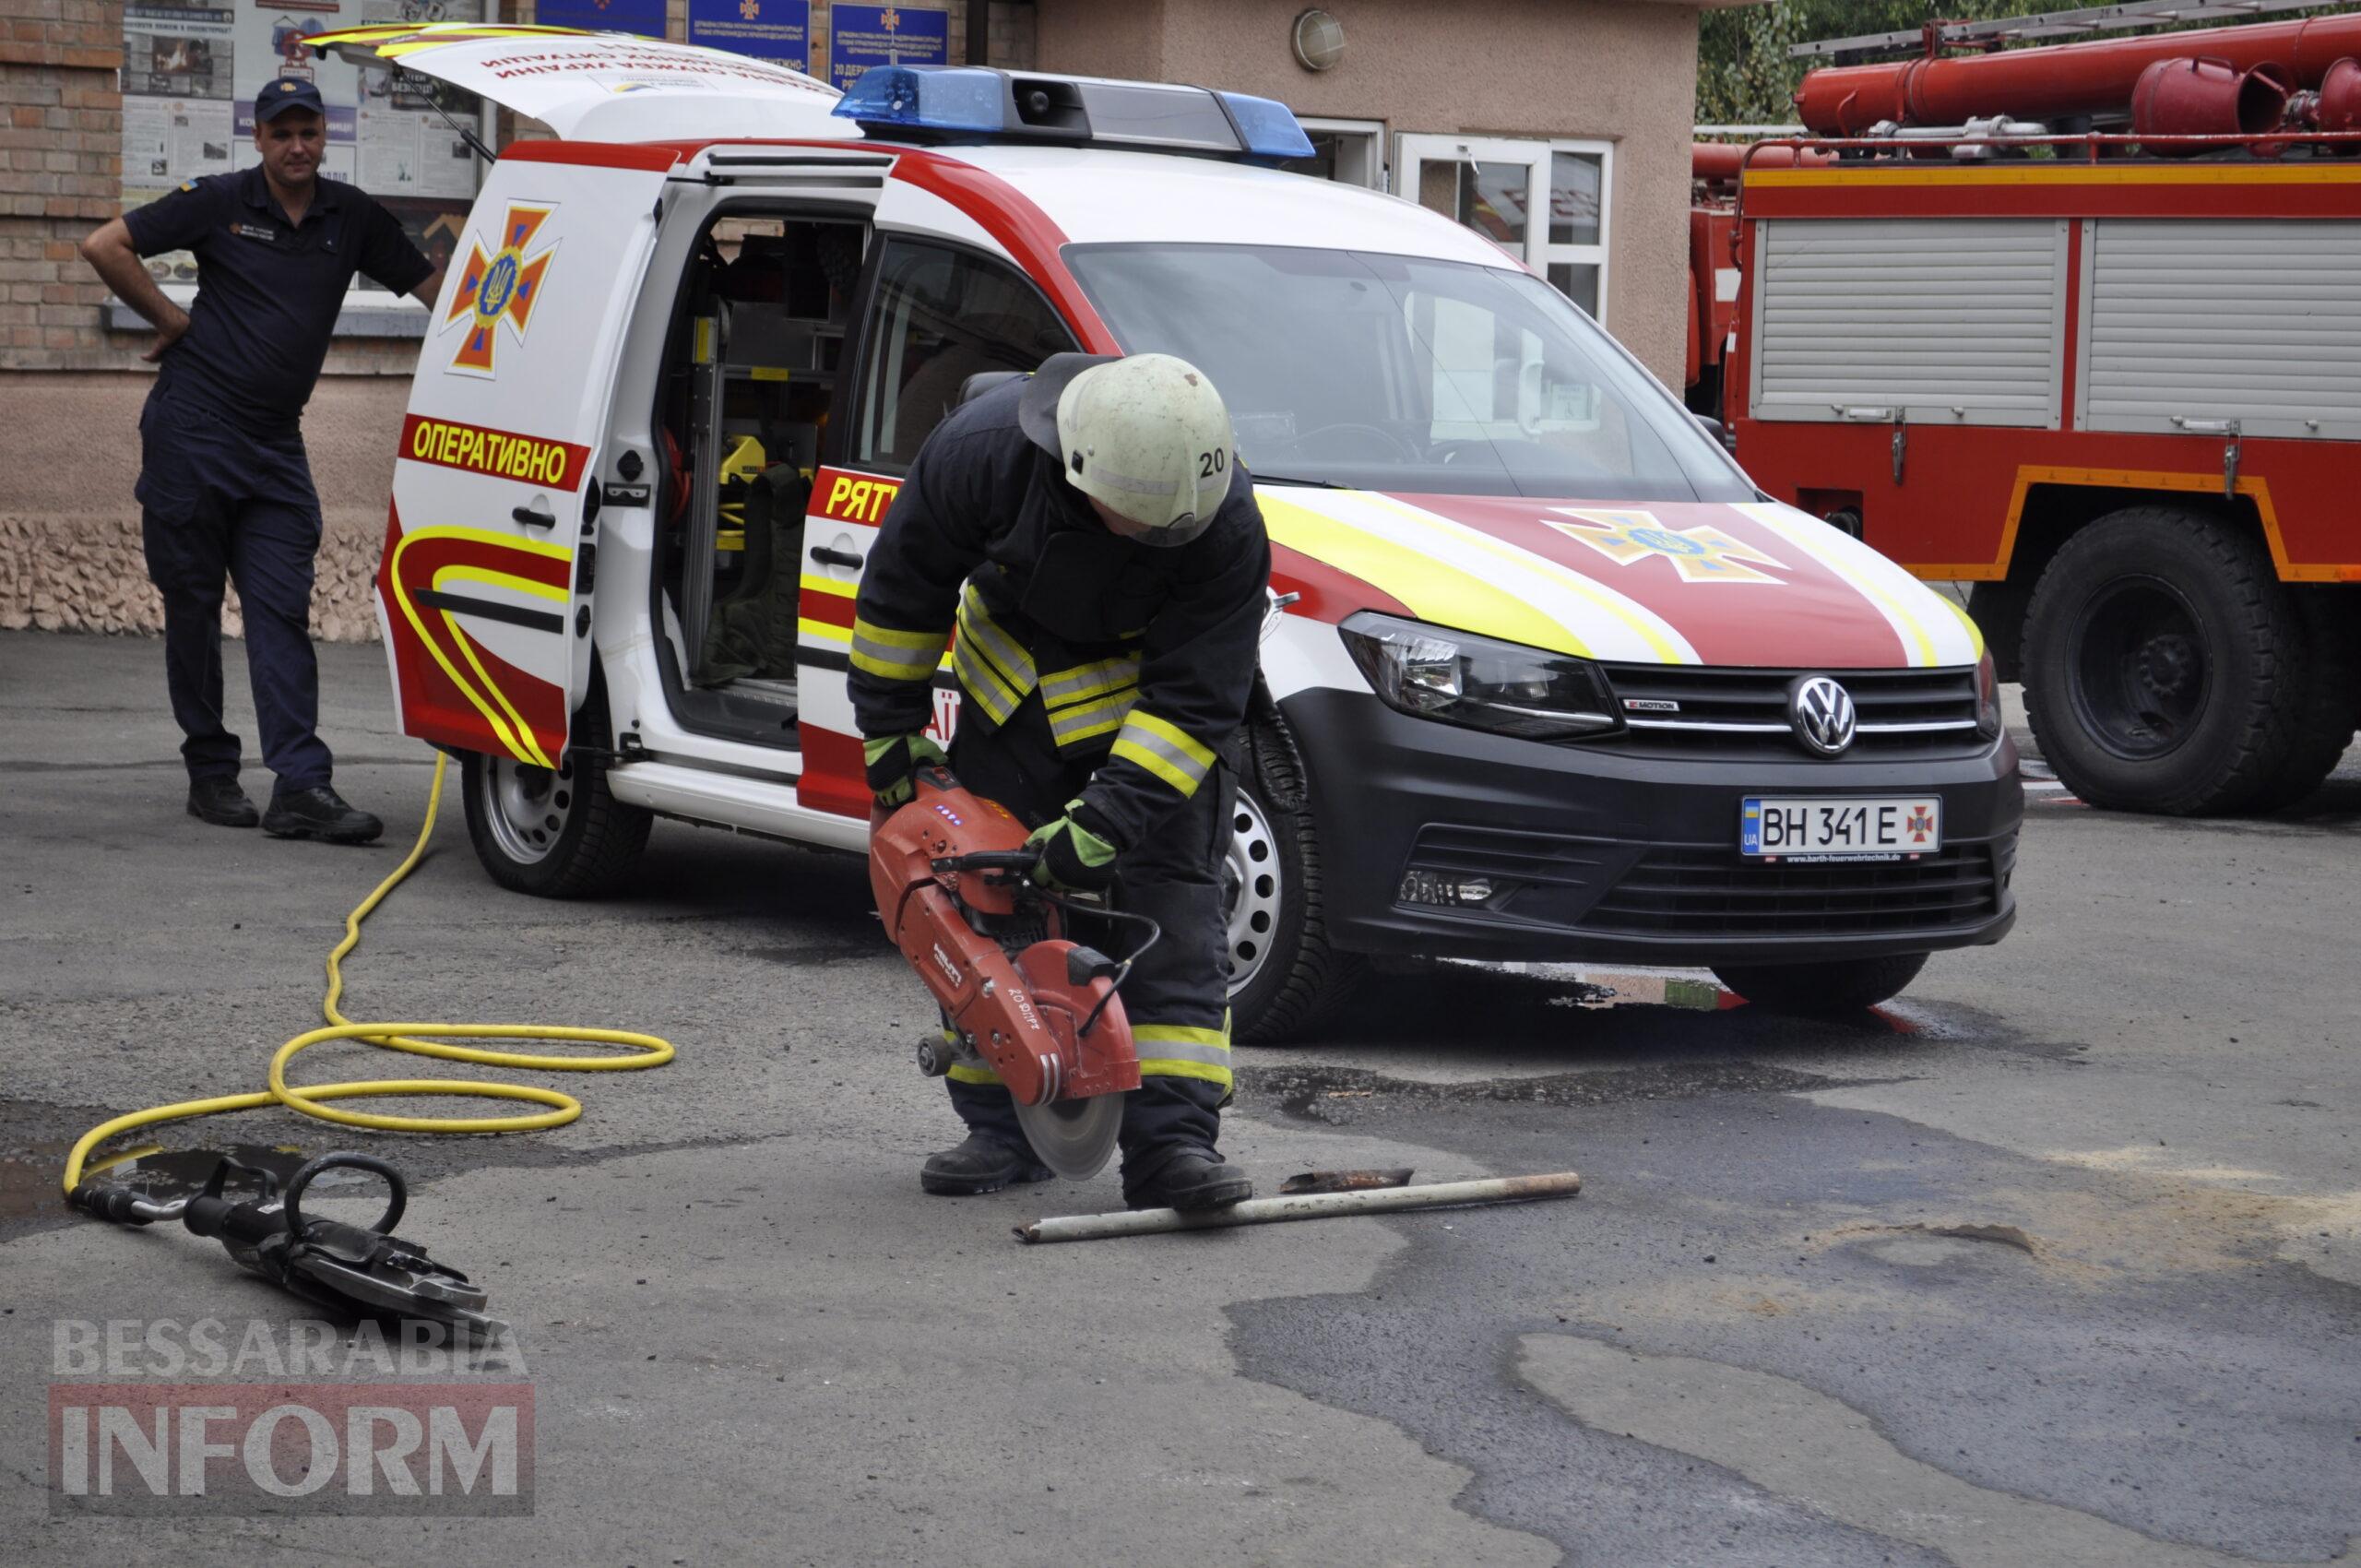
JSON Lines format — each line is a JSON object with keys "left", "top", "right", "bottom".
{"left": 535, "top": 0, "right": 667, "bottom": 40}
{"left": 121, "top": 0, "right": 488, "bottom": 295}
{"left": 686, "top": 0, "right": 810, "bottom": 68}
{"left": 827, "top": 3, "right": 947, "bottom": 90}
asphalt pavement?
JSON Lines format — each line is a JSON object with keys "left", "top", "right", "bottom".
{"left": 3, "top": 628, "right": 2356, "bottom": 1566}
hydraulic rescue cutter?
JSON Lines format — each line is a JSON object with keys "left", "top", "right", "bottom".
{"left": 72, "top": 1153, "right": 507, "bottom": 1341}
{"left": 869, "top": 768, "right": 1145, "bottom": 1181}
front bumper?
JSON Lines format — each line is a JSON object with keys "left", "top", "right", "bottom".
{"left": 1281, "top": 689, "right": 2022, "bottom": 967}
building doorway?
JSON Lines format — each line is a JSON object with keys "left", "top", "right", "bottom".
{"left": 1396, "top": 134, "right": 1611, "bottom": 320}
{"left": 1282, "top": 117, "right": 1386, "bottom": 189}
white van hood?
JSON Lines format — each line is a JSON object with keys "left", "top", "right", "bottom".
{"left": 308, "top": 23, "right": 851, "bottom": 144}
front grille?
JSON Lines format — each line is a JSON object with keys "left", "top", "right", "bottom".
{"left": 1597, "top": 664, "right": 1985, "bottom": 761}
{"left": 1403, "top": 824, "right": 1628, "bottom": 895}
{"left": 1584, "top": 842, "right": 2003, "bottom": 937}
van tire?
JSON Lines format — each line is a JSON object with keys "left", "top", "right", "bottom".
{"left": 1713, "top": 952, "right": 1928, "bottom": 1016}
{"left": 1227, "top": 717, "right": 1360, "bottom": 1045}
{"left": 461, "top": 691, "right": 651, "bottom": 898}
{"left": 2021, "top": 507, "right": 2299, "bottom": 814}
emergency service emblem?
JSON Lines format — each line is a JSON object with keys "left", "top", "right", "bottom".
{"left": 441, "top": 204, "right": 558, "bottom": 379}
{"left": 1544, "top": 508, "right": 1789, "bottom": 585}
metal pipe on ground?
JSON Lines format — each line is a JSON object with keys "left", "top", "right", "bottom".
{"left": 1014, "top": 1171, "right": 1582, "bottom": 1244}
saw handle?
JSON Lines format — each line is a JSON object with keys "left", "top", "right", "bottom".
{"left": 933, "top": 849, "right": 1038, "bottom": 876}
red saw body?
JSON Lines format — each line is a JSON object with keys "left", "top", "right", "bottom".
{"left": 870, "top": 771, "right": 1140, "bottom": 1149}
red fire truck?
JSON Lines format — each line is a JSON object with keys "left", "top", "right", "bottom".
{"left": 1724, "top": 9, "right": 2361, "bottom": 814}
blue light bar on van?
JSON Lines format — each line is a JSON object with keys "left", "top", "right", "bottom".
{"left": 1215, "top": 91, "right": 1316, "bottom": 160}
{"left": 833, "top": 65, "right": 1005, "bottom": 135}
{"left": 832, "top": 65, "right": 1316, "bottom": 162}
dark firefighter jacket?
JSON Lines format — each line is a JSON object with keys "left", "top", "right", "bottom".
{"left": 847, "top": 378, "right": 1271, "bottom": 851}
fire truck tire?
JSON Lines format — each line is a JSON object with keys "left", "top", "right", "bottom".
{"left": 460, "top": 690, "right": 652, "bottom": 898}
{"left": 1712, "top": 952, "right": 1928, "bottom": 1016}
{"left": 2246, "top": 588, "right": 2361, "bottom": 813}
{"left": 2022, "top": 508, "right": 2300, "bottom": 815}
{"left": 1228, "top": 717, "right": 1362, "bottom": 1045}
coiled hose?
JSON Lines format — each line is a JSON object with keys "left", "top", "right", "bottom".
{"left": 64, "top": 754, "right": 674, "bottom": 1197}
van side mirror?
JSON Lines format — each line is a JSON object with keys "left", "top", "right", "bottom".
{"left": 1692, "top": 413, "right": 1735, "bottom": 453}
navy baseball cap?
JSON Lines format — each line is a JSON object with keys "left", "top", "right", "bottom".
{"left": 255, "top": 77, "right": 326, "bottom": 122}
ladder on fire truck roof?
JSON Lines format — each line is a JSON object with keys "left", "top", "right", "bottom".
{"left": 1791, "top": 0, "right": 2361, "bottom": 60}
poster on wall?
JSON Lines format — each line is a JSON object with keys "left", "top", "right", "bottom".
{"left": 120, "top": 3, "right": 238, "bottom": 282}
{"left": 535, "top": 0, "right": 668, "bottom": 41}
{"left": 827, "top": 3, "right": 947, "bottom": 90}
{"left": 121, "top": 0, "right": 490, "bottom": 293}
{"left": 686, "top": 0, "right": 811, "bottom": 68}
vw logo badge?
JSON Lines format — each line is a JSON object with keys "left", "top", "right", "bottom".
{"left": 1788, "top": 675, "right": 1857, "bottom": 756}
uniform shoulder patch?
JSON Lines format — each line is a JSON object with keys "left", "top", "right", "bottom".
{"left": 176, "top": 181, "right": 194, "bottom": 193}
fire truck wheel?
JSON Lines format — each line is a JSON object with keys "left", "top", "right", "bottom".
{"left": 2245, "top": 588, "right": 2361, "bottom": 813}
{"left": 459, "top": 691, "right": 652, "bottom": 898}
{"left": 1227, "top": 717, "right": 1362, "bottom": 1045}
{"left": 2022, "top": 507, "right": 2301, "bottom": 815}
{"left": 1712, "top": 952, "right": 1928, "bottom": 1016}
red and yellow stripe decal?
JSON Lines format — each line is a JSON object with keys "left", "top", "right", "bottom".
{"left": 381, "top": 519, "right": 573, "bottom": 768}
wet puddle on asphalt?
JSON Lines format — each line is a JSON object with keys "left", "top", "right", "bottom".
{"left": 0, "top": 1141, "right": 371, "bottom": 1227}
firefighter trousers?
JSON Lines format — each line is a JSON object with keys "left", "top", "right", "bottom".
{"left": 943, "top": 695, "right": 1236, "bottom": 1185}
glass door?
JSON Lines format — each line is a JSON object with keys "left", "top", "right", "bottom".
{"left": 1397, "top": 134, "right": 1610, "bottom": 322}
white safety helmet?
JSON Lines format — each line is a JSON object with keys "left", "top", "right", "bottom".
{"left": 1020, "top": 352, "right": 1235, "bottom": 545}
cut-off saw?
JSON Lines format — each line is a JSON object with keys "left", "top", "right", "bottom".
{"left": 869, "top": 767, "right": 1152, "bottom": 1180}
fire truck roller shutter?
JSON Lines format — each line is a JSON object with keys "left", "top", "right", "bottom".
{"left": 1750, "top": 218, "right": 2068, "bottom": 430}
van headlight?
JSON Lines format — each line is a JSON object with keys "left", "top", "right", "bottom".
{"left": 1975, "top": 650, "right": 2002, "bottom": 741}
{"left": 1340, "top": 612, "right": 1621, "bottom": 741}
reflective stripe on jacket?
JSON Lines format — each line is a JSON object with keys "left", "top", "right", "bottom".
{"left": 848, "top": 378, "right": 1270, "bottom": 849}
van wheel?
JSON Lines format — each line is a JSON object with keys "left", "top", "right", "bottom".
{"left": 1225, "top": 719, "right": 1360, "bottom": 1044}
{"left": 2021, "top": 507, "right": 2299, "bottom": 814}
{"left": 1713, "top": 952, "right": 1928, "bottom": 1016}
{"left": 461, "top": 694, "right": 651, "bottom": 898}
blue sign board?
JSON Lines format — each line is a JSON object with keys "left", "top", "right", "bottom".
{"left": 687, "top": 0, "right": 810, "bottom": 67}
{"left": 536, "top": 0, "right": 667, "bottom": 41}
{"left": 828, "top": 4, "right": 948, "bottom": 91}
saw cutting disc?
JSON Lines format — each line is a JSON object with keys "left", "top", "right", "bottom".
{"left": 1014, "top": 1093, "right": 1124, "bottom": 1182}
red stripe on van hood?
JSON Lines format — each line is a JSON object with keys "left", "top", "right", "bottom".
{"left": 1394, "top": 493, "right": 1914, "bottom": 668}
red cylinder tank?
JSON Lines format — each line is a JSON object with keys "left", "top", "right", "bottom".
{"left": 1794, "top": 13, "right": 2361, "bottom": 135}
{"left": 2129, "top": 56, "right": 2290, "bottom": 152}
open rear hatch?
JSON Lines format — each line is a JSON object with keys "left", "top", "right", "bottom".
{"left": 306, "top": 22, "right": 849, "bottom": 143}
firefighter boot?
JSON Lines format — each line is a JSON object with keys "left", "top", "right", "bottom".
{"left": 187, "top": 775, "right": 259, "bottom": 828}
{"left": 1118, "top": 1074, "right": 1248, "bottom": 1209}
{"left": 921, "top": 1078, "right": 1053, "bottom": 1195}
{"left": 262, "top": 785, "right": 384, "bottom": 845}
{"left": 1123, "top": 1147, "right": 1253, "bottom": 1212}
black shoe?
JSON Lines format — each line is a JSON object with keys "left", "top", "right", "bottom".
{"left": 919, "top": 1134, "right": 1055, "bottom": 1196}
{"left": 1124, "top": 1149, "right": 1253, "bottom": 1212}
{"left": 262, "top": 785, "right": 383, "bottom": 845}
{"left": 186, "top": 776, "right": 259, "bottom": 828}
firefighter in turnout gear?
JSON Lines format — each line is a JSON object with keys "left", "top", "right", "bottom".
{"left": 851, "top": 352, "right": 1271, "bottom": 1211}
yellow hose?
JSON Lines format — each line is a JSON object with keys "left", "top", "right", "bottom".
{"left": 63, "top": 754, "right": 674, "bottom": 1195}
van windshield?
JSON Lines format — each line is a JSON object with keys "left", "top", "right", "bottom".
{"left": 1063, "top": 243, "right": 1754, "bottom": 502}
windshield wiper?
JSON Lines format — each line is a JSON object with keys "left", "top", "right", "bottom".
{"left": 1248, "top": 473, "right": 1346, "bottom": 490}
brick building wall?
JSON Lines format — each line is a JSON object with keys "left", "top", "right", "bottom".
{"left": 0, "top": 0, "right": 1034, "bottom": 636}
{"left": 2, "top": 0, "right": 129, "bottom": 369}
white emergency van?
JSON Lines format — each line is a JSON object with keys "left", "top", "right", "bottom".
{"left": 316, "top": 24, "right": 2020, "bottom": 1038}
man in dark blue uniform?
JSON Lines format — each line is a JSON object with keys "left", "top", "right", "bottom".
{"left": 79, "top": 77, "right": 443, "bottom": 842}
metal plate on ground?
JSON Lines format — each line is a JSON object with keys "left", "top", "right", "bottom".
{"left": 1014, "top": 1094, "right": 1124, "bottom": 1181}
